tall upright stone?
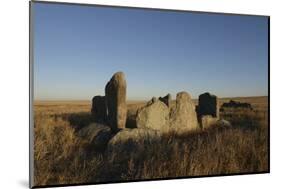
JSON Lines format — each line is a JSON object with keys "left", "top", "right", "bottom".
{"left": 170, "top": 91, "right": 198, "bottom": 132}
{"left": 105, "top": 72, "right": 127, "bottom": 131}
{"left": 91, "top": 95, "right": 107, "bottom": 123}
{"left": 159, "top": 94, "right": 172, "bottom": 108}
{"left": 198, "top": 92, "right": 219, "bottom": 118}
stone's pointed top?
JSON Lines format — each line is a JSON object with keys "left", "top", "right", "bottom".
{"left": 146, "top": 97, "right": 157, "bottom": 106}
{"left": 176, "top": 91, "right": 191, "bottom": 100}
{"left": 92, "top": 95, "right": 103, "bottom": 101}
{"left": 115, "top": 71, "right": 125, "bottom": 75}
{"left": 152, "top": 97, "right": 157, "bottom": 103}
{"left": 203, "top": 92, "right": 210, "bottom": 95}
{"left": 198, "top": 92, "right": 219, "bottom": 119}
{"left": 200, "top": 92, "right": 217, "bottom": 98}
{"left": 108, "top": 72, "right": 126, "bottom": 86}
{"left": 111, "top": 72, "right": 125, "bottom": 79}
{"left": 159, "top": 94, "right": 172, "bottom": 108}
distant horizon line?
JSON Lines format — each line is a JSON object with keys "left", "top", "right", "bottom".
{"left": 34, "top": 95, "right": 268, "bottom": 102}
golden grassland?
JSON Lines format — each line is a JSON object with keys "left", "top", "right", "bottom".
{"left": 33, "top": 96, "right": 269, "bottom": 186}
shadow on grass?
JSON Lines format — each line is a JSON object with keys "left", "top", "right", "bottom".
{"left": 53, "top": 111, "right": 138, "bottom": 131}
{"left": 52, "top": 112, "right": 95, "bottom": 131}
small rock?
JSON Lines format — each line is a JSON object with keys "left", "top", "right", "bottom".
{"left": 78, "top": 123, "right": 112, "bottom": 151}
{"left": 216, "top": 119, "right": 232, "bottom": 127}
{"left": 200, "top": 115, "right": 218, "bottom": 129}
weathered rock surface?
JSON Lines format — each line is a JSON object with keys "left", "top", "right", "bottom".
{"left": 107, "top": 128, "right": 161, "bottom": 161}
{"left": 91, "top": 95, "right": 107, "bottom": 122}
{"left": 105, "top": 72, "right": 127, "bottom": 131}
{"left": 200, "top": 115, "right": 219, "bottom": 129}
{"left": 78, "top": 123, "right": 112, "bottom": 151}
{"left": 159, "top": 94, "right": 172, "bottom": 108}
{"left": 170, "top": 92, "right": 198, "bottom": 132}
{"left": 136, "top": 99, "right": 170, "bottom": 131}
{"left": 200, "top": 116, "right": 232, "bottom": 129}
{"left": 198, "top": 92, "right": 219, "bottom": 118}
{"left": 151, "top": 97, "right": 157, "bottom": 103}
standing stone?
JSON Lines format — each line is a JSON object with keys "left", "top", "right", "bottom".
{"left": 91, "top": 95, "right": 107, "bottom": 123}
{"left": 159, "top": 94, "right": 172, "bottom": 108}
{"left": 136, "top": 98, "right": 170, "bottom": 132}
{"left": 198, "top": 92, "right": 219, "bottom": 118}
{"left": 170, "top": 92, "right": 198, "bottom": 132}
{"left": 105, "top": 72, "right": 127, "bottom": 131}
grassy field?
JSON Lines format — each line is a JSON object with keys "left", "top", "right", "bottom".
{"left": 33, "top": 96, "right": 269, "bottom": 186}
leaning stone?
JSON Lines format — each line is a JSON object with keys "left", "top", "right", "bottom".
{"left": 78, "top": 123, "right": 112, "bottom": 151}
{"left": 91, "top": 95, "right": 107, "bottom": 123}
{"left": 170, "top": 91, "right": 199, "bottom": 132}
{"left": 136, "top": 99, "right": 169, "bottom": 132}
{"left": 105, "top": 72, "right": 127, "bottom": 131}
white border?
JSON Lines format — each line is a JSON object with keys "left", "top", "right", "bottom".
{"left": 1, "top": 0, "right": 280, "bottom": 189}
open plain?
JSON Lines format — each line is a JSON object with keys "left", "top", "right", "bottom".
{"left": 33, "top": 96, "right": 268, "bottom": 186}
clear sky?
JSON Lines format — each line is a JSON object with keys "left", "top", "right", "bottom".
{"left": 33, "top": 2, "right": 268, "bottom": 101}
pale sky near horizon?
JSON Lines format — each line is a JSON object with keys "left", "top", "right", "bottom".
{"left": 33, "top": 2, "right": 268, "bottom": 101}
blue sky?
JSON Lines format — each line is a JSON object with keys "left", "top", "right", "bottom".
{"left": 33, "top": 2, "right": 268, "bottom": 101}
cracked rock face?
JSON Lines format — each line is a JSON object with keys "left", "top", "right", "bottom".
{"left": 170, "top": 92, "right": 199, "bottom": 132}
{"left": 136, "top": 99, "right": 170, "bottom": 132}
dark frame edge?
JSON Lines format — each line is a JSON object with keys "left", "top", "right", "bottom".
{"left": 29, "top": 1, "right": 35, "bottom": 188}
{"left": 32, "top": 0, "right": 270, "bottom": 18}
{"left": 267, "top": 17, "right": 270, "bottom": 173}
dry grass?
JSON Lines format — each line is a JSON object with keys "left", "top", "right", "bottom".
{"left": 33, "top": 96, "right": 269, "bottom": 186}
